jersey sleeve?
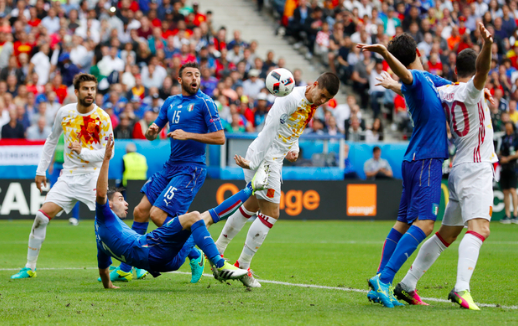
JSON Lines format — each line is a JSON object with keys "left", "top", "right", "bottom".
{"left": 248, "top": 95, "right": 298, "bottom": 170}
{"left": 97, "top": 242, "right": 112, "bottom": 269}
{"left": 154, "top": 98, "right": 170, "bottom": 129}
{"left": 424, "top": 71, "right": 453, "bottom": 87}
{"left": 465, "top": 77, "right": 483, "bottom": 101}
{"left": 401, "top": 70, "right": 422, "bottom": 92}
{"left": 200, "top": 97, "right": 224, "bottom": 132}
{"left": 36, "top": 108, "right": 64, "bottom": 176}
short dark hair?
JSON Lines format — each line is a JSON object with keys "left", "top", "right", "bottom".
{"left": 73, "top": 73, "right": 98, "bottom": 90}
{"left": 179, "top": 62, "right": 200, "bottom": 78}
{"left": 387, "top": 34, "right": 417, "bottom": 67}
{"left": 373, "top": 146, "right": 381, "bottom": 153}
{"left": 107, "top": 186, "right": 125, "bottom": 202}
{"left": 456, "top": 48, "right": 477, "bottom": 78}
{"left": 316, "top": 72, "right": 340, "bottom": 96}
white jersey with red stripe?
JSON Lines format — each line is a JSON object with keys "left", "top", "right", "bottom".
{"left": 438, "top": 78, "right": 497, "bottom": 166}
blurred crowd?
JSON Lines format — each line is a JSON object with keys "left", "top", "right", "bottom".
{"left": 278, "top": 0, "right": 518, "bottom": 140}
{"left": 3, "top": 0, "right": 518, "bottom": 145}
{"left": 0, "top": 0, "right": 315, "bottom": 141}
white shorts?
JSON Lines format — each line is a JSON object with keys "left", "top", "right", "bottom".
{"left": 244, "top": 149, "right": 282, "bottom": 204}
{"left": 44, "top": 173, "right": 98, "bottom": 214}
{"left": 442, "top": 163, "right": 493, "bottom": 226}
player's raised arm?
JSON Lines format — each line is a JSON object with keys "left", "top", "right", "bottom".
{"left": 96, "top": 135, "right": 114, "bottom": 205}
{"left": 357, "top": 43, "right": 413, "bottom": 85}
{"left": 473, "top": 23, "right": 493, "bottom": 91}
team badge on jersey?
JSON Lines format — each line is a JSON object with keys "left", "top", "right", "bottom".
{"left": 280, "top": 113, "right": 288, "bottom": 124}
{"left": 432, "top": 203, "right": 439, "bottom": 216}
{"left": 187, "top": 104, "right": 194, "bottom": 112}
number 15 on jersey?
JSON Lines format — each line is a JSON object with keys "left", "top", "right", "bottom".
{"left": 172, "top": 110, "right": 181, "bottom": 124}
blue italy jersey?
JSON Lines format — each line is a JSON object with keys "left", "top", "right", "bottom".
{"left": 401, "top": 70, "right": 452, "bottom": 162}
{"left": 155, "top": 90, "right": 223, "bottom": 165}
{"left": 95, "top": 201, "right": 150, "bottom": 270}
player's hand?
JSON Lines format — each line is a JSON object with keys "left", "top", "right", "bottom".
{"left": 147, "top": 123, "right": 159, "bottom": 136}
{"left": 484, "top": 88, "right": 496, "bottom": 106}
{"left": 104, "top": 135, "right": 114, "bottom": 160}
{"left": 375, "top": 71, "right": 398, "bottom": 89}
{"left": 356, "top": 43, "right": 388, "bottom": 56}
{"left": 68, "top": 141, "right": 82, "bottom": 155}
{"left": 104, "top": 281, "right": 119, "bottom": 289}
{"left": 167, "top": 129, "right": 190, "bottom": 141}
{"left": 286, "top": 151, "right": 299, "bottom": 162}
{"left": 35, "top": 175, "right": 47, "bottom": 194}
{"left": 234, "top": 154, "right": 251, "bottom": 169}
{"left": 479, "top": 22, "right": 493, "bottom": 44}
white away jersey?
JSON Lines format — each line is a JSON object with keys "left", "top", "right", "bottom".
{"left": 36, "top": 103, "right": 113, "bottom": 176}
{"left": 247, "top": 87, "right": 317, "bottom": 170}
{"left": 438, "top": 79, "right": 497, "bottom": 166}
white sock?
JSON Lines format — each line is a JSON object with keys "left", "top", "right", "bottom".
{"left": 26, "top": 211, "right": 50, "bottom": 271}
{"left": 400, "top": 234, "right": 448, "bottom": 292}
{"left": 237, "top": 213, "right": 276, "bottom": 269}
{"left": 215, "top": 206, "right": 256, "bottom": 255}
{"left": 455, "top": 232, "right": 484, "bottom": 292}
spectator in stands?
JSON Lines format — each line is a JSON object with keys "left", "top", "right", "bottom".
{"left": 365, "top": 118, "right": 384, "bottom": 142}
{"left": 306, "top": 118, "right": 326, "bottom": 135}
{"left": 0, "top": 56, "right": 25, "bottom": 83}
{"left": 351, "top": 50, "right": 374, "bottom": 108}
{"left": 242, "top": 69, "right": 265, "bottom": 100}
{"left": 253, "top": 92, "right": 269, "bottom": 130}
{"left": 225, "top": 112, "right": 246, "bottom": 133}
{"left": 289, "top": 0, "right": 312, "bottom": 50}
{"left": 133, "top": 110, "right": 156, "bottom": 139}
{"left": 369, "top": 62, "right": 386, "bottom": 118}
{"left": 346, "top": 115, "right": 365, "bottom": 142}
{"left": 28, "top": 43, "right": 50, "bottom": 86}
{"left": 364, "top": 146, "right": 393, "bottom": 179}
{"left": 1, "top": 108, "right": 25, "bottom": 139}
{"left": 114, "top": 113, "right": 134, "bottom": 140}
{"left": 27, "top": 116, "right": 51, "bottom": 140}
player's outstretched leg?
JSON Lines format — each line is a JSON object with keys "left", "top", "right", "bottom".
{"left": 117, "top": 221, "right": 150, "bottom": 280}
{"left": 214, "top": 165, "right": 268, "bottom": 255}
{"left": 11, "top": 210, "right": 52, "bottom": 279}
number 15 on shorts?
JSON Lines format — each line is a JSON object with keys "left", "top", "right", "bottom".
{"left": 163, "top": 186, "right": 177, "bottom": 206}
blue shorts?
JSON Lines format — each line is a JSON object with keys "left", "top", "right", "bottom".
{"left": 141, "top": 163, "right": 207, "bottom": 216}
{"left": 397, "top": 159, "right": 443, "bottom": 224}
{"left": 146, "top": 217, "right": 195, "bottom": 272}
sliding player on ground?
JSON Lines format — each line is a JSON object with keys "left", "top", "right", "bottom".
{"left": 96, "top": 136, "right": 269, "bottom": 289}
{"left": 108, "top": 62, "right": 225, "bottom": 283}
{"left": 214, "top": 72, "right": 340, "bottom": 287}
{"left": 11, "top": 74, "right": 113, "bottom": 279}
{"left": 357, "top": 37, "right": 452, "bottom": 307}
{"left": 394, "top": 23, "right": 495, "bottom": 310}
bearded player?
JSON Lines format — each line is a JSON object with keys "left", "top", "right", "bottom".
{"left": 214, "top": 72, "right": 340, "bottom": 287}
{"left": 387, "top": 23, "right": 495, "bottom": 310}
{"left": 11, "top": 74, "right": 113, "bottom": 279}
{"left": 106, "top": 62, "right": 225, "bottom": 283}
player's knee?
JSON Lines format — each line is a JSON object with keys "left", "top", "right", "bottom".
{"left": 133, "top": 205, "right": 149, "bottom": 223}
{"left": 182, "top": 211, "right": 202, "bottom": 228}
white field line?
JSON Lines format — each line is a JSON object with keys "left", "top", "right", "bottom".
{"left": 1, "top": 268, "right": 516, "bottom": 310}
{"left": 2, "top": 241, "right": 518, "bottom": 245}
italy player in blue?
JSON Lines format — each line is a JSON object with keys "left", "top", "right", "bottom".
{"left": 108, "top": 62, "right": 225, "bottom": 283}
{"left": 358, "top": 35, "right": 453, "bottom": 308}
{"left": 96, "top": 136, "right": 269, "bottom": 289}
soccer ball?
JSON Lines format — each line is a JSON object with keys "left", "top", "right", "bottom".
{"left": 265, "top": 68, "right": 295, "bottom": 97}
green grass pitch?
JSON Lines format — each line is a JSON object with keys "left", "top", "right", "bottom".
{"left": 0, "top": 220, "right": 517, "bottom": 325}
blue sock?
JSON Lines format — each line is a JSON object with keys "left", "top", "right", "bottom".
{"left": 209, "top": 183, "right": 253, "bottom": 223}
{"left": 377, "top": 228, "right": 403, "bottom": 273}
{"left": 120, "top": 221, "right": 149, "bottom": 272}
{"left": 380, "top": 225, "right": 427, "bottom": 284}
{"left": 187, "top": 247, "right": 201, "bottom": 260}
{"left": 191, "top": 220, "right": 224, "bottom": 268}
